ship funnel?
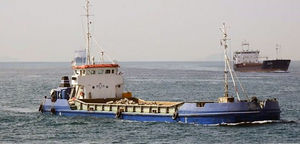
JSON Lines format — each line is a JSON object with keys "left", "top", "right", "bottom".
{"left": 59, "top": 76, "right": 70, "bottom": 87}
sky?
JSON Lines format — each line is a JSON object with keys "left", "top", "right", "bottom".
{"left": 0, "top": 0, "right": 300, "bottom": 62}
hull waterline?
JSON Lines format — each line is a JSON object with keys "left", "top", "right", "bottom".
{"left": 40, "top": 99, "right": 280, "bottom": 125}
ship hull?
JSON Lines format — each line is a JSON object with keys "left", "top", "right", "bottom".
{"left": 41, "top": 99, "right": 280, "bottom": 125}
{"left": 262, "top": 59, "right": 291, "bottom": 72}
{"left": 234, "top": 59, "right": 291, "bottom": 72}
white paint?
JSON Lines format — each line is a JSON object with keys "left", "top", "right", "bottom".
{"left": 233, "top": 50, "right": 260, "bottom": 64}
{"left": 72, "top": 67, "right": 124, "bottom": 99}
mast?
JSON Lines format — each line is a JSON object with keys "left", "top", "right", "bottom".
{"left": 85, "top": 0, "right": 91, "bottom": 65}
{"left": 241, "top": 40, "right": 250, "bottom": 50}
{"left": 220, "top": 23, "right": 242, "bottom": 101}
{"left": 220, "top": 23, "right": 229, "bottom": 97}
{"left": 276, "top": 44, "right": 280, "bottom": 60}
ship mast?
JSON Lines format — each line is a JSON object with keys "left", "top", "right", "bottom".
{"left": 220, "top": 23, "right": 243, "bottom": 101}
{"left": 241, "top": 40, "right": 250, "bottom": 51}
{"left": 85, "top": 0, "right": 91, "bottom": 65}
{"left": 220, "top": 23, "right": 229, "bottom": 97}
{"left": 82, "top": 0, "right": 115, "bottom": 65}
{"left": 276, "top": 44, "right": 280, "bottom": 60}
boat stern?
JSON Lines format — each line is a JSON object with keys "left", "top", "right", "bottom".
{"left": 39, "top": 98, "right": 71, "bottom": 114}
{"left": 260, "top": 98, "right": 281, "bottom": 120}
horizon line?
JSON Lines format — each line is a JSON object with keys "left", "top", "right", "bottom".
{"left": 0, "top": 60, "right": 299, "bottom": 63}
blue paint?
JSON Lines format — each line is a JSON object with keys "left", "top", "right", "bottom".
{"left": 43, "top": 99, "right": 71, "bottom": 111}
{"left": 42, "top": 99, "right": 280, "bottom": 124}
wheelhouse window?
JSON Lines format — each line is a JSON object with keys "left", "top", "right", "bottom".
{"left": 105, "top": 69, "right": 111, "bottom": 74}
{"left": 111, "top": 69, "right": 114, "bottom": 74}
{"left": 98, "top": 70, "right": 104, "bottom": 74}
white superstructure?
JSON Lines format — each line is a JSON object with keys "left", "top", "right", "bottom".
{"left": 71, "top": 64, "right": 124, "bottom": 99}
{"left": 70, "top": 0, "right": 124, "bottom": 99}
{"left": 233, "top": 42, "right": 260, "bottom": 64}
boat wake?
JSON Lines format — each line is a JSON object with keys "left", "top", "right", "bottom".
{"left": 1, "top": 106, "right": 37, "bottom": 113}
{"left": 272, "top": 71, "right": 289, "bottom": 73}
{"left": 215, "top": 119, "right": 297, "bottom": 126}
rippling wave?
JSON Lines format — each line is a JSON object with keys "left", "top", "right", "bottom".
{"left": 0, "top": 62, "right": 299, "bottom": 143}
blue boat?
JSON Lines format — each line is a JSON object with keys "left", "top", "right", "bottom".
{"left": 40, "top": 98, "right": 280, "bottom": 124}
{"left": 39, "top": 1, "right": 280, "bottom": 125}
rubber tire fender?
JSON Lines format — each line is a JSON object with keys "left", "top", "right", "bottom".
{"left": 172, "top": 111, "right": 179, "bottom": 120}
{"left": 51, "top": 108, "right": 56, "bottom": 115}
{"left": 38, "top": 104, "right": 44, "bottom": 113}
{"left": 115, "top": 110, "right": 122, "bottom": 119}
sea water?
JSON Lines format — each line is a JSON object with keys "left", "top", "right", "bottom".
{"left": 0, "top": 61, "right": 299, "bottom": 143}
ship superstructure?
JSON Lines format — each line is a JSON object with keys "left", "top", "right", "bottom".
{"left": 71, "top": 64, "right": 123, "bottom": 99}
{"left": 233, "top": 42, "right": 260, "bottom": 65}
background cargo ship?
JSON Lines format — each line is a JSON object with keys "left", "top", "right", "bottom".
{"left": 233, "top": 42, "right": 291, "bottom": 72}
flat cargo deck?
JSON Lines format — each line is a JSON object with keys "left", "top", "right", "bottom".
{"left": 72, "top": 98, "right": 184, "bottom": 114}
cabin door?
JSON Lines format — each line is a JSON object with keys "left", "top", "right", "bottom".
{"left": 115, "top": 84, "right": 122, "bottom": 98}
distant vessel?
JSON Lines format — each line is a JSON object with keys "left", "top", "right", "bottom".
{"left": 233, "top": 42, "right": 291, "bottom": 72}
{"left": 38, "top": 1, "right": 280, "bottom": 125}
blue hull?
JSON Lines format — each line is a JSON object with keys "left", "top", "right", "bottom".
{"left": 44, "top": 110, "right": 279, "bottom": 125}
{"left": 41, "top": 99, "right": 280, "bottom": 124}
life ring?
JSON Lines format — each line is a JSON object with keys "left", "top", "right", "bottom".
{"left": 115, "top": 110, "right": 122, "bottom": 119}
{"left": 51, "top": 108, "right": 56, "bottom": 115}
{"left": 172, "top": 111, "right": 179, "bottom": 120}
{"left": 38, "top": 104, "right": 44, "bottom": 113}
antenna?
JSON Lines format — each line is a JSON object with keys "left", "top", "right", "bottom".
{"left": 276, "top": 44, "right": 280, "bottom": 60}
{"left": 85, "top": 0, "right": 91, "bottom": 65}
